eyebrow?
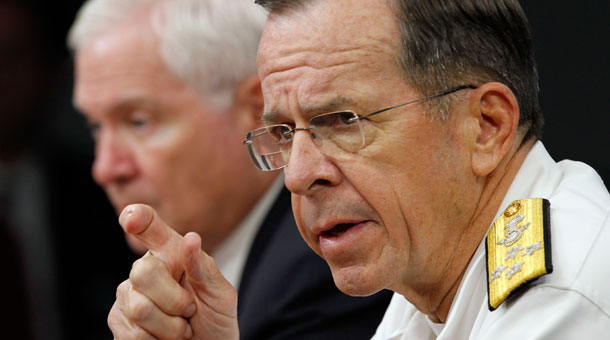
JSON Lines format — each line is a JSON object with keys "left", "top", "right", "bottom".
{"left": 113, "top": 95, "right": 159, "bottom": 112}
{"left": 78, "top": 95, "right": 162, "bottom": 125}
{"left": 261, "top": 97, "right": 358, "bottom": 125}
{"left": 106, "top": 96, "right": 162, "bottom": 119}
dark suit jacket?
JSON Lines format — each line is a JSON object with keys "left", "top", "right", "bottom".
{"left": 238, "top": 188, "right": 393, "bottom": 339}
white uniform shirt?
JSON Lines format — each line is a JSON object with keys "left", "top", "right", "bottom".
{"left": 373, "top": 142, "right": 610, "bottom": 340}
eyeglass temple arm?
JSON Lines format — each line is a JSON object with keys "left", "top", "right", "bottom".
{"left": 358, "top": 85, "right": 477, "bottom": 120}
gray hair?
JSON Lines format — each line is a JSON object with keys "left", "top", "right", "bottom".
{"left": 68, "top": 0, "right": 268, "bottom": 108}
{"left": 256, "top": 0, "right": 542, "bottom": 141}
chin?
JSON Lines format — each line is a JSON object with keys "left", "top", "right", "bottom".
{"left": 331, "top": 265, "right": 386, "bottom": 297}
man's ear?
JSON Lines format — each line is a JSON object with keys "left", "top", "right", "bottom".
{"left": 232, "top": 73, "right": 264, "bottom": 133}
{"left": 468, "top": 82, "right": 520, "bottom": 176}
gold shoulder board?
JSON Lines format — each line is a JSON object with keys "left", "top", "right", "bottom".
{"left": 486, "top": 198, "right": 552, "bottom": 311}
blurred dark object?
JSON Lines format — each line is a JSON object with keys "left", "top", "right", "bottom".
{"left": 0, "top": 0, "right": 137, "bottom": 339}
{"left": 522, "top": 1, "right": 610, "bottom": 186}
{"left": 1, "top": 194, "right": 34, "bottom": 339}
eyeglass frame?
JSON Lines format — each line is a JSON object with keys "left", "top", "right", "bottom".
{"left": 243, "top": 85, "right": 477, "bottom": 171}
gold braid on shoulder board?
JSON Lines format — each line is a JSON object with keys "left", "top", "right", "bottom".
{"left": 486, "top": 198, "right": 553, "bottom": 311}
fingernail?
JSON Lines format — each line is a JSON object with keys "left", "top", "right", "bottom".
{"left": 184, "top": 323, "right": 193, "bottom": 339}
{"left": 185, "top": 303, "right": 196, "bottom": 317}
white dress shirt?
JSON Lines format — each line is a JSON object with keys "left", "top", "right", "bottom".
{"left": 373, "top": 142, "right": 610, "bottom": 340}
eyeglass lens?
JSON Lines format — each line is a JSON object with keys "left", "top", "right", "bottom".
{"left": 248, "top": 110, "right": 365, "bottom": 170}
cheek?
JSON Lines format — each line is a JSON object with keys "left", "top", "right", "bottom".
{"left": 340, "top": 160, "right": 413, "bottom": 256}
{"left": 364, "top": 177, "right": 411, "bottom": 256}
{"left": 341, "top": 148, "right": 441, "bottom": 263}
{"left": 134, "top": 123, "right": 205, "bottom": 202}
{"left": 368, "top": 139, "right": 472, "bottom": 267}
{"left": 144, "top": 142, "right": 223, "bottom": 234}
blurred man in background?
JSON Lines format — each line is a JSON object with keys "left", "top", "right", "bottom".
{"left": 68, "top": 0, "right": 391, "bottom": 338}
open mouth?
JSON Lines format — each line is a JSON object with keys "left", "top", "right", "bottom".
{"left": 324, "top": 223, "right": 356, "bottom": 237}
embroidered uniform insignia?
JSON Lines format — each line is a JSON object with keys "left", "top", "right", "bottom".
{"left": 486, "top": 198, "right": 553, "bottom": 311}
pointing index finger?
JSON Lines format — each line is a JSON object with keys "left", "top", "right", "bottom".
{"left": 119, "top": 204, "right": 184, "bottom": 279}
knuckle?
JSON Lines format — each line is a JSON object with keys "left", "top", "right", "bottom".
{"left": 107, "top": 303, "right": 121, "bottom": 332}
{"left": 133, "top": 331, "right": 155, "bottom": 340}
{"left": 161, "top": 318, "right": 189, "bottom": 340}
{"left": 172, "top": 322, "right": 190, "bottom": 340}
{"left": 116, "top": 280, "right": 132, "bottom": 309}
{"left": 117, "top": 280, "right": 131, "bottom": 297}
{"left": 129, "top": 257, "right": 163, "bottom": 287}
{"left": 126, "top": 293, "right": 154, "bottom": 322}
{"left": 226, "top": 285, "right": 238, "bottom": 304}
{"left": 204, "top": 252, "right": 218, "bottom": 272}
{"left": 121, "top": 328, "right": 155, "bottom": 340}
{"left": 168, "top": 291, "right": 191, "bottom": 314}
{"left": 108, "top": 303, "right": 149, "bottom": 340}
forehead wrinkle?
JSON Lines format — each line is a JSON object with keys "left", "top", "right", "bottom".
{"left": 260, "top": 53, "right": 360, "bottom": 125}
{"left": 261, "top": 64, "right": 359, "bottom": 126}
{"left": 259, "top": 46, "right": 368, "bottom": 83}
{"left": 259, "top": 3, "right": 400, "bottom": 74}
{"left": 259, "top": 0, "right": 402, "bottom": 125}
{"left": 259, "top": 31, "right": 400, "bottom": 102}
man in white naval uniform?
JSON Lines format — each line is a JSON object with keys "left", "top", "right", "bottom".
{"left": 373, "top": 141, "right": 610, "bottom": 339}
{"left": 105, "top": 0, "right": 610, "bottom": 339}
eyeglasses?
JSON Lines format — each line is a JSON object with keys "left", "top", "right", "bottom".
{"left": 243, "top": 85, "right": 476, "bottom": 171}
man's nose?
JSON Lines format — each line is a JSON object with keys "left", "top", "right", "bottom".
{"left": 283, "top": 131, "right": 341, "bottom": 196}
{"left": 92, "top": 133, "right": 137, "bottom": 186}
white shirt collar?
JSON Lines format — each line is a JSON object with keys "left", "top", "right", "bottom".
{"left": 212, "top": 174, "right": 286, "bottom": 289}
{"left": 494, "top": 141, "right": 561, "bottom": 221}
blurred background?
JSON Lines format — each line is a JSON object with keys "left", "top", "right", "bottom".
{"left": 0, "top": 0, "right": 607, "bottom": 339}
{"left": 0, "top": 1, "right": 137, "bottom": 339}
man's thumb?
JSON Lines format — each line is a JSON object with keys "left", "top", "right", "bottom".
{"left": 180, "top": 232, "right": 239, "bottom": 339}
{"left": 180, "top": 233, "right": 235, "bottom": 295}
{"left": 180, "top": 232, "right": 238, "bottom": 317}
